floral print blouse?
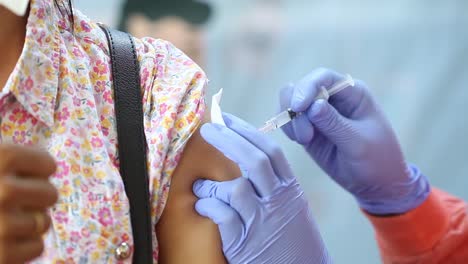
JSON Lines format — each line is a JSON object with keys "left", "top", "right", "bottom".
{"left": 0, "top": 0, "right": 207, "bottom": 263}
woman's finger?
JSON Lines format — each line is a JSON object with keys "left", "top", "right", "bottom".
{"left": 0, "top": 145, "right": 56, "bottom": 178}
{"left": 0, "top": 210, "right": 51, "bottom": 239}
{"left": 0, "top": 237, "right": 45, "bottom": 264}
{"left": 0, "top": 176, "right": 58, "bottom": 209}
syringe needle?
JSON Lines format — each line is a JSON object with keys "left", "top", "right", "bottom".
{"left": 259, "top": 74, "right": 355, "bottom": 133}
{"left": 328, "top": 74, "right": 355, "bottom": 97}
{"left": 258, "top": 109, "right": 297, "bottom": 133}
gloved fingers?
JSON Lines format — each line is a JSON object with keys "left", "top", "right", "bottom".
{"left": 193, "top": 177, "right": 254, "bottom": 205}
{"left": 222, "top": 113, "right": 297, "bottom": 184}
{"left": 291, "top": 68, "right": 342, "bottom": 112}
{"left": 307, "top": 99, "right": 357, "bottom": 147}
{"left": 195, "top": 198, "right": 244, "bottom": 245}
{"left": 195, "top": 198, "right": 235, "bottom": 224}
{"left": 328, "top": 79, "right": 375, "bottom": 119}
{"left": 280, "top": 82, "right": 316, "bottom": 145}
{"left": 279, "top": 83, "right": 296, "bottom": 141}
{"left": 193, "top": 178, "right": 258, "bottom": 220}
{"left": 201, "top": 123, "right": 281, "bottom": 197}
{"left": 291, "top": 113, "right": 315, "bottom": 145}
{"left": 193, "top": 179, "right": 233, "bottom": 204}
{"left": 291, "top": 68, "right": 368, "bottom": 119}
{"left": 305, "top": 131, "right": 337, "bottom": 176}
{"left": 227, "top": 177, "right": 258, "bottom": 218}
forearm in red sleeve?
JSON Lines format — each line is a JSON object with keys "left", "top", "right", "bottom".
{"left": 365, "top": 188, "right": 468, "bottom": 263}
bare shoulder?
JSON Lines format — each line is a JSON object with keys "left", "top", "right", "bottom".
{"left": 156, "top": 120, "right": 240, "bottom": 264}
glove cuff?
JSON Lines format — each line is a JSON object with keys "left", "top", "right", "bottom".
{"left": 357, "top": 164, "right": 431, "bottom": 215}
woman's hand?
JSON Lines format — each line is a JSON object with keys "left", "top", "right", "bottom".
{"left": 0, "top": 145, "right": 58, "bottom": 264}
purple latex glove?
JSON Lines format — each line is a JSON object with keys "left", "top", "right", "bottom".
{"left": 280, "top": 68, "right": 430, "bottom": 215}
{"left": 193, "top": 113, "right": 331, "bottom": 264}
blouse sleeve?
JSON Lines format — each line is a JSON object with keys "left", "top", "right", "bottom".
{"left": 135, "top": 37, "right": 208, "bottom": 220}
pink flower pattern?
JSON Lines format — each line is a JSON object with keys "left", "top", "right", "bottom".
{"left": 98, "top": 207, "right": 113, "bottom": 227}
{"left": 55, "top": 161, "right": 70, "bottom": 179}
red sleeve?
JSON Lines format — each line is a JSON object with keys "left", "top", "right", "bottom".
{"left": 365, "top": 188, "right": 468, "bottom": 263}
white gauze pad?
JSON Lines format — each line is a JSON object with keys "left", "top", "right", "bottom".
{"left": 211, "top": 88, "right": 226, "bottom": 126}
{"left": 0, "top": 0, "right": 29, "bottom": 16}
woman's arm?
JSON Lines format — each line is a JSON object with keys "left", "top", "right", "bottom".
{"left": 156, "top": 118, "right": 240, "bottom": 264}
{"left": 366, "top": 189, "right": 468, "bottom": 263}
{"left": 132, "top": 35, "right": 238, "bottom": 263}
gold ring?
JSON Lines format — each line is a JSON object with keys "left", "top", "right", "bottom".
{"left": 33, "top": 212, "right": 46, "bottom": 234}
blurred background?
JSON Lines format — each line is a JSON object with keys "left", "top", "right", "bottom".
{"left": 75, "top": 0, "right": 468, "bottom": 263}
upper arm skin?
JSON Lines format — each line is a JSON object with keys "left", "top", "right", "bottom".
{"left": 156, "top": 118, "right": 240, "bottom": 264}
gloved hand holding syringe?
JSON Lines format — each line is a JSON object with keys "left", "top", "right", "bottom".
{"left": 196, "top": 68, "right": 433, "bottom": 264}
{"left": 258, "top": 74, "right": 355, "bottom": 133}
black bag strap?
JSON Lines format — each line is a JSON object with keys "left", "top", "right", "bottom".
{"left": 100, "top": 25, "right": 153, "bottom": 264}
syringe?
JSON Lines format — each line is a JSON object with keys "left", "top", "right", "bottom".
{"left": 258, "top": 74, "right": 355, "bottom": 133}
